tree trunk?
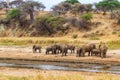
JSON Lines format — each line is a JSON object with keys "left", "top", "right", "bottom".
{"left": 29, "top": 12, "right": 34, "bottom": 24}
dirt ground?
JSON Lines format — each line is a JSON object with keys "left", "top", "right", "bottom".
{"left": 0, "top": 46, "right": 119, "bottom": 65}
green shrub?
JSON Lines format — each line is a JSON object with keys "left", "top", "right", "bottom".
{"left": 7, "top": 9, "right": 20, "bottom": 19}
{"left": 72, "top": 34, "right": 78, "bottom": 39}
{"left": 81, "top": 13, "right": 93, "bottom": 21}
{"left": 112, "top": 31, "right": 117, "bottom": 34}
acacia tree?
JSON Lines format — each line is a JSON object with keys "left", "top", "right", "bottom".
{"left": 9, "top": 0, "right": 24, "bottom": 8}
{"left": 65, "top": 0, "right": 79, "bottom": 4}
{"left": 19, "top": 0, "right": 45, "bottom": 23}
{"left": 95, "top": 0, "right": 120, "bottom": 15}
{"left": 51, "top": 2, "right": 71, "bottom": 15}
{"left": 0, "top": 0, "right": 9, "bottom": 12}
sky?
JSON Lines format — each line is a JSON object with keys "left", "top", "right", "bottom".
{"left": 34, "top": 0, "right": 103, "bottom": 11}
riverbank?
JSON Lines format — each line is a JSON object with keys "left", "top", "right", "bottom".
{"left": 0, "top": 46, "right": 120, "bottom": 65}
{"left": 0, "top": 67, "right": 119, "bottom": 80}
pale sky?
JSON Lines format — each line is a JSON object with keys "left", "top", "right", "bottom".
{"left": 34, "top": 0, "right": 105, "bottom": 10}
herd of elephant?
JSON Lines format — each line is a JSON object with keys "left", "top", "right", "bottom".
{"left": 33, "top": 42, "right": 108, "bottom": 58}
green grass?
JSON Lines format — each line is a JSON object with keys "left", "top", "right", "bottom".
{"left": 89, "top": 36, "right": 100, "bottom": 40}
{"left": 0, "top": 37, "right": 83, "bottom": 47}
{"left": 107, "top": 40, "right": 120, "bottom": 49}
{"left": 0, "top": 37, "right": 120, "bottom": 49}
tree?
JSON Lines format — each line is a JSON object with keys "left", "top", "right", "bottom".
{"left": 51, "top": 2, "right": 71, "bottom": 16}
{"left": 19, "top": 0, "right": 45, "bottom": 23}
{"left": 95, "top": 0, "right": 120, "bottom": 15}
{"left": 65, "top": 0, "right": 79, "bottom": 4}
{"left": 0, "top": 0, "right": 9, "bottom": 12}
{"left": 9, "top": 0, "right": 24, "bottom": 8}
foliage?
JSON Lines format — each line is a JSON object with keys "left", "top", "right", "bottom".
{"left": 7, "top": 9, "right": 20, "bottom": 19}
{"left": 81, "top": 13, "right": 93, "bottom": 21}
{"left": 95, "top": 0, "right": 120, "bottom": 14}
{"left": 72, "top": 34, "right": 78, "bottom": 39}
{"left": 65, "top": 0, "right": 79, "bottom": 4}
{"left": 19, "top": 0, "right": 45, "bottom": 23}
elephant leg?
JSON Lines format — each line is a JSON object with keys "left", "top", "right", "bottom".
{"left": 88, "top": 51, "right": 91, "bottom": 56}
{"left": 39, "top": 49, "right": 41, "bottom": 53}
{"left": 46, "top": 51, "right": 48, "bottom": 54}
{"left": 33, "top": 49, "right": 35, "bottom": 53}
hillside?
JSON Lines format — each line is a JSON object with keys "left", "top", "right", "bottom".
{"left": 0, "top": 9, "right": 120, "bottom": 40}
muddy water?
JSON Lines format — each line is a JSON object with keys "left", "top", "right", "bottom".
{"left": 0, "top": 62, "right": 120, "bottom": 74}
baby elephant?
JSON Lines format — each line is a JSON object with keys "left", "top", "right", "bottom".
{"left": 33, "top": 45, "right": 42, "bottom": 53}
{"left": 91, "top": 48, "right": 100, "bottom": 56}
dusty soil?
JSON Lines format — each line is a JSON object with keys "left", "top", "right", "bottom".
{"left": 0, "top": 46, "right": 119, "bottom": 65}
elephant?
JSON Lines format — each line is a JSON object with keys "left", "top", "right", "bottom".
{"left": 61, "top": 45, "right": 68, "bottom": 56}
{"left": 45, "top": 45, "right": 56, "bottom": 54}
{"left": 53, "top": 44, "right": 62, "bottom": 54}
{"left": 99, "top": 42, "right": 108, "bottom": 58}
{"left": 91, "top": 48, "right": 101, "bottom": 56}
{"left": 66, "top": 44, "right": 75, "bottom": 53}
{"left": 76, "top": 47, "right": 82, "bottom": 57}
{"left": 33, "top": 45, "right": 42, "bottom": 53}
{"left": 80, "top": 43, "right": 96, "bottom": 56}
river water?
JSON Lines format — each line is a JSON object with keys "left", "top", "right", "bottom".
{"left": 0, "top": 62, "right": 120, "bottom": 74}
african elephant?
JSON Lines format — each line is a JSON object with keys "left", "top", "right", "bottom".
{"left": 80, "top": 43, "right": 96, "bottom": 56}
{"left": 45, "top": 45, "right": 56, "bottom": 54}
{"left": 76, "top": 47, "right": 82, "bottom": 57}
{"left": 66, "top": 44, "right": 75, "bottom": 53}
{"left": 91, "top": 48, "right": 100, "bottom": 56}
{"left": 61, "top": 45, "right": 68, "bottom": 56}
{"left": 33, "top": 45, "right": 42, "bottom": 53}
{"left": 99, "top": 42, "right": 108, "bottom": 58}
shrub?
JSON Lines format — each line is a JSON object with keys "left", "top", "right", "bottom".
{"left": 7, "top": 9, "right": 20, "bottom": 19}
{"left": 112, "top": 31, "right": 117, "bottom": 34}
{"left": 81, "top": 13, "right": 93, "bottom": 21}
{"left": 72, "top": 34, "right": 78, "bottom": 39}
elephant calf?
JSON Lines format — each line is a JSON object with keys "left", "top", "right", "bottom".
{"left": 91, "top": 48, "right": 100, "bottom": 56}
{"left": 33, "top": 45, "right": 42, "bottom": 53}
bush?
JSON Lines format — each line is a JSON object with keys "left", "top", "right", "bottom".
{"left": 81, "top": 13, "right": 93, "bottom": 21}
{"left": 34, "top": 14, "right": 66, "bottom": 36}
{"left": 7, "top": 9, "right": 20, "bottom": 19}
{"left": 72, "top": 34, "right": 78, "bottom": 39}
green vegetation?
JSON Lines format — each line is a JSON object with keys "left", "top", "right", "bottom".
{"left": 95, "top": 0, "right": 120, "bottom": 15}
{"left": 72, "top": 34, "right": 78, "bottom": 39}
{"left": 65, "top": 0, "right": 79, "bottom": 4}
{"left": 0, "top": 37, "right": 120, "bottom": 49}
{"left": 81, "top": 13, "right": 93, "bottom": 21}
{"left": 7, "top": 9, "right": 20, "bottom": 19}
{"left": 107, "top": 40, "right": 120, "bottom": 49}
{"left": 89, "top": 36, "right": 100, "bottom": 40}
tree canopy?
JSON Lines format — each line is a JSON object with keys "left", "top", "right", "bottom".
{"left": 65, "top": 0, "right": 79, "bottom": 4}
{"left": 95, "top": 0, "right": 120, "bottom": 14}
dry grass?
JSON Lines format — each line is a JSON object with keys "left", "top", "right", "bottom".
{"left": 0, "top": 73, "right": 119, "bottom": 80}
